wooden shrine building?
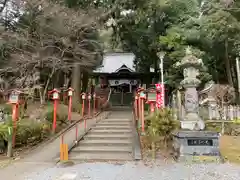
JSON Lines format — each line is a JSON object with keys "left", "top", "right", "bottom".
{"left": 91, "top": 52, "right": 158, "bottom": 106}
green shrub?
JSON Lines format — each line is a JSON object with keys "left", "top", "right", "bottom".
{"left": 145, "top": 108, "right": 180, "bottom": 138}
{"left": 0, "top": 123, "right": 9, "bottom": 141}
{"left": 0, "top": 118, "right": 48, "bottom": 147}
{"left": 145, "top": 108, "right": 180, "bottom": 159}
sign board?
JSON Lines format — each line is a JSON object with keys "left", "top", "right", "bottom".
{"left": 147, "top": 92, "right": 156, "bottom": 102}
{"left": 140, "top": 92, "right": 145, "bottom": 98}
{"left": 88, "top": 95, "right": 92, "bottom": 100}
{"left": 9, "top": 94, "right": 19, "bottom": 104}
{"left": 53, "top": 92, "right": 59, "bottom": 100}
{"left": 187, "top": 139, "right": 213, "bottom": 146}
{"left": 68, "top": 91, "right": 73, "bottom": 96}
{"left": 82, "top": 94, "right": 86, "bottom": 100}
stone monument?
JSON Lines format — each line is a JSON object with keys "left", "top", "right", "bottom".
{"left": 172, "top": 47, "right": 222, "bottom": 162}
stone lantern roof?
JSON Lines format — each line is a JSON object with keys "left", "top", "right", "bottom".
{"left": 176, "top": 47, "right": 203, "bottom": 69}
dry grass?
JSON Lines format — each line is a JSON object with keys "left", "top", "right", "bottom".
{"left": 220, "top": 135, "right": 240, "bottom": 164}
{"left": 139, "top": 135, "right": 173, "bottom": 163}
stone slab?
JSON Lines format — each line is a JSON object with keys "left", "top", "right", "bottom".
{"left": 133, "top": 128, "right": 142, "bottom": 160}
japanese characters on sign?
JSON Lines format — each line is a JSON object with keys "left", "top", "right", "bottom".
{"left": 9, "top": 93, "right": 19, "bottom": 104}
{"left": 53, "top": 92, "right": 59, "bottom": 100}
{"left": 155, "top": 84, "right": 164, "bottom": 108}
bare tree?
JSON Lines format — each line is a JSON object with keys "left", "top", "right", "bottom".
{"left": 210, "top": 84, "right": 235, "bottom": 133}
{"left": 0, "top": 0, "right": 106, "bottom": 105}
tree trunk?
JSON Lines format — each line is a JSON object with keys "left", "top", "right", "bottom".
{"left": 225, "top": 40, "right": 233, "bottom": 86}
{"left": 42, "top": 67, "right": 55, "bottom": 105}
{"left": 82, "top": 70, "right": 89, "bottom": 93}
{"left": 71, "top": 64, "right": 81, "bottom": 111}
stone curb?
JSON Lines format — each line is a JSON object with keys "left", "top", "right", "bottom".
{"left": 132, "top": 110, "right": 142, "bottom": 161}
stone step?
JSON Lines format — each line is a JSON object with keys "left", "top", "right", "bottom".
{"left": 72, "top": 145, "right": 132, "bottom": 153}
{"left": 70, "top": 152, "right": 132, "bottom": 161}
{"left": 92, "top": 126, "right": 131, "bottom": 130}
{"left": 78, "top": 139, "right": 132, "bottom": 146}
{"left": 96, "top": 123, "right": 131, "bottom": 127}
{"left": 101, "top": 118, "right": 131, "bottom": 122}
{"left": 84, "top": 133, "right": 132, "bottom": 140}
{"left": 89, "top": 129, "right": 132, "bottom": 134}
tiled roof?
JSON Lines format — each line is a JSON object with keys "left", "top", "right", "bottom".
{"left": 93, "top": 52, "right": 135, "bottom": 73}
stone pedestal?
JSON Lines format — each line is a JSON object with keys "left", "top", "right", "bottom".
{"left": 180, "top": 121, "right": 198, "bottom": 130}
{"left": 172, "top": 130, "right": 222, "bottom": 162}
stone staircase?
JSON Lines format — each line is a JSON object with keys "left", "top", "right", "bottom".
{"left": 69, "top": 111, "right": 133, "bottom": 161}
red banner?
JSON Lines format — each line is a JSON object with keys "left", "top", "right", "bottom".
{"left": 155, "top": 84, "right": 164, "bottom": 108}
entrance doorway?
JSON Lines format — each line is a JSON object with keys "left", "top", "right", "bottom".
{"left": 109, "top": 80, "right": 138, "bottom": 106}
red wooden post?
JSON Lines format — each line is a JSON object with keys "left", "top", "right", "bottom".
{"left": 139, "top": 91, "right": 146, "bottom": 133}
{"left": 141, "top": 98, "right": 145, "bottom": 133}
{"left": 53, "top": 100, "right": 57, "bottom": 131}
{"left": 88, "top": 93, "right": 91, "bottom": 117}
{"left": 81, "top": 93, "right": 86, "bottom": 118}
{"left": 93, "top": 92, "right": 96, "bottom": 114}
{"left": 49, "top": 89, "right": 60, "bottom": 133}
{"left": 134, "top": 95, "right": 138, "bottom": 119}
{"left": 75, "top": 123, "right": 78, "bottom": 143}
{"left": 67, "top": 87, "right": 74, "bottom": 121}
{"left": 138, "top": 93, "right": 141, "bottom": 126}
{"left": 8, "top": 90, "right": 22, "bottom": 147}
{"left": 150, "top": 102, "right": 155, "bottom": 114}
{"left": 12, "top": 104, "right": 17, "bottom": 147}
{"left": 81, "top": 93, "right": 86, "bottom": 130}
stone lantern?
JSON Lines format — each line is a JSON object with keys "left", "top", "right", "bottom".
{"left": 176, "top": 47, "right": 205, "bottom": 130}
{"left": 172, "top": 47, "right": 221, "bottom": 163}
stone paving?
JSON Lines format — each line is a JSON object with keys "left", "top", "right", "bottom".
{"left": 21, "top": 161, "right": 240, "bottom": 180}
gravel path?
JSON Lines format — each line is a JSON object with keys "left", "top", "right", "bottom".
{"left": 22, "top": 161, "right": 240, "bottom": 180}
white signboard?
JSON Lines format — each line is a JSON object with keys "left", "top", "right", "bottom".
{"left": 9, "top": 94, "right": 19, "bottom": 104}
{"left": 108, "top": 79, "right": 138, "bottom": 86}
{"left": 53, "top": 92, "right": 59, "bottom": 99}
{"left": 68, "top": 91, "right": 73, "bottom": 96}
